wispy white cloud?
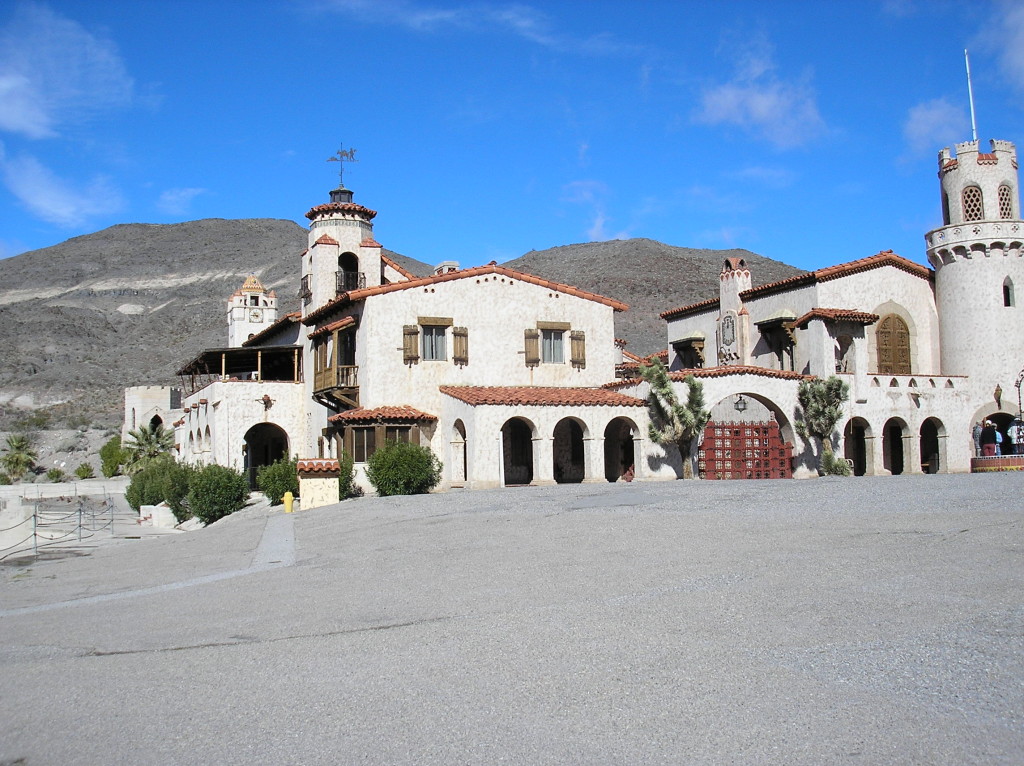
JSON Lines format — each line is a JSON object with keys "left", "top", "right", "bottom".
{"left": 157, "top": 187, "right": 207, "bottom": 215}
{"left": 991, "top": 0, "right": 1024, "bottom": 91}
{"left": 0, "top": 3, "right": 133, "bottom": 139}
{"left": 902, "top": 98, "right": 968, "bottom": 156}
{"left": 319, "top": 0, "right": 647, "bottom": 56}
{"left": 693, "top": 35, "right": 825, "bottom": 149}
{"left": 1, "top": 152, "right": 124, "bottom": 227}
{"left": 728, "top": 166, "right": 794, "bottom": 189}
{"left": 561, "top": 179, "right": 629, "bottom": 241}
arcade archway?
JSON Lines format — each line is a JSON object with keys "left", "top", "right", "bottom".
{"left": 244, "top": 423, "right": 289, "bottom": 488}
{"left": 552, "top": 418, "right": 587, "bottom": 484}
{"left": 843, "top": 417, "right": 871, "bottom": 476}
{"left": 604, "top": 417, "right": 637, "bottom": 482}
{"left": 882, "top": 418, "right": 908, "bottom": 475}
{"left": 501, "top": 417, "right": 534, "bottom": 486}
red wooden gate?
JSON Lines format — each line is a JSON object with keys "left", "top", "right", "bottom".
{"left": 698, "top": 420, "right": 793, "bottom": 480}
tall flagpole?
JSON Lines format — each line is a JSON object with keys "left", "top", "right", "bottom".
{"left": 965, "top": 49, "right": 978, "bottom": 142}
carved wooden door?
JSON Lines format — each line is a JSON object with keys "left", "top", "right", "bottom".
{"left": 877, "top": 314, "right": 911, "bottom": 374}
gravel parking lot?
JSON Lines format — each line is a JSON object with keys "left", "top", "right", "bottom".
{"left": 1, "top": 474, "right": 1022, "bottom": 765}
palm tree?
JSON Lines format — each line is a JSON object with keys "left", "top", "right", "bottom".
{"left": 124, "top": 422, "right": 175, "bottom": 474}
{"left": 640, "top": 359, "right": 710, "bottom": 479}
{"left": 1, "top": 433, "right": 38, "bottom": 482}
{"left": 795, "top": 376, "right": 850, "bottom": 475}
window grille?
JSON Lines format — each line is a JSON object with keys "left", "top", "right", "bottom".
{"left": 999, "top": 185, "right": 1014, "bottom": 219}
{"left": 962, "top": 186, "right": 984, "bottom": 221}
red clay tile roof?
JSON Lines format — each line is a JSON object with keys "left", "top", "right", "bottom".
{"left": 621, "top": 349, "right": 644, "bottom": 363}
{"left": 789, "top": 308, "right": 880, "bottom": 329}
{"left": 977, "top": 153, "right": 998, "bottom": 164}
{"left": 307, "top": 315, "right": 356, "bottom": 340}
{"left": 380, "top": 252, "right": 415, "bottom": 280}
{"left": 327, "top": 405, "right": 438, "bottom": 423}
{"left": 606, "top": 364, "right": 811, "bottom": 389}
{"left": 661, "top": 251, "right": 932, "bottom": 319}
{"left": 304, "top": 263, "right": 628, "bottom": 324}
{"left": 306, "top": 202, "right": 377, "bottom": 221}
{"left": 297, "top": 458, "right": 340, "bottom": 475}
{"left": 314, "top": 234, "right": 339, "bottom": 246}
{"left": 360, "top": 237, "right": 382, "bottom": 248}
{"left": 241, "top": 311, "right": 302, "bottom": 347}
{"left": 440, "top": 385, "right": 644, "bottom": 407}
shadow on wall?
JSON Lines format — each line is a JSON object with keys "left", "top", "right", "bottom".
{"left": 645, "top": 441, "right": 684, "bottom": 479}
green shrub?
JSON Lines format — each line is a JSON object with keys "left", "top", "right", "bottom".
{"left": 125, "top": 460, "right": 170, "bottom": 511}
{"left": 0, "top": 472, "right": 10, "bottom": 485}
{"left": 187, "top": 465, "right": 249, "bottom": 525}
{"left": 46, "top": 468, "right": 66, "bottom": 483}
{"left": 74, "top": 463, "right": 96, "bottom": 480}
{"left": 821, "top": 451, "right": 852, "bottom": 477}
{"left": 100, "top": 436, "right": 129, "bottom": 478}
{"left": 366, "top": 441, "right": 442, "bottom": 497}
{"left": 338, "top": 450, "right": 358, "bottom": 499}
{"left": 256, "top": 456, "right": 299, "bottom": 505}
{"left": 162, "top": 462, "right": 198, "bottom": 523}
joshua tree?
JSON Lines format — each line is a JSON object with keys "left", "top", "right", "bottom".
{"left": 640, "top": 358, "right": 710, "bottom": 479}
{"left": 124, "top": 423, "right": 175, "bottom": 475}
{"left": 795, "top": 376, "right": 850, "bottom": 475}
{"left": 0, "top": 433, "right": 38, "bottom": 482}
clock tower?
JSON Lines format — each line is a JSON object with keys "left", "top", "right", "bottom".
{"left": 227, "top": 274, "right": 279, "bottom": 347}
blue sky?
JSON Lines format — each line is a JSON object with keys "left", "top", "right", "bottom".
{"left": 2, "top": 0, "right": 1024, "bottom": 273}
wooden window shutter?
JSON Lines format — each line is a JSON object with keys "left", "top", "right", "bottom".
{"left": 453, "top": 326, "right": 469, "bottom": 366}
{"left": 570, "top": 330, "right": 586, "bottom": 369}
{"left": 403, "top": 325, "right": 420, "bottom": 365}
{"left": 525, "top": 328, "right": 540, "bottom": 368}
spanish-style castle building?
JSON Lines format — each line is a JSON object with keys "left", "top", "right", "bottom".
{"left": 125, "top": 136, "right": 1024, "bottom": 501}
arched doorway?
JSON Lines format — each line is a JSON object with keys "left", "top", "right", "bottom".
{"left": 604, "top": 417, "right": 637, "bottom": 482}
{"left": 501, "top": 417, "right": 534, "bottom": 486}
{"left": 989, "top": 412, "right": 1016, "bottom": 455}
{"left": 553, "top": 418, "right": 586, "bottom": 484}
{"left": 919, "top": 418, "right": 944, "bottom": 473}
{"left": 843, "top": 418, "right": 870, "bottom": 476}
{"left": 882, "top": 418, "right": 907, "bottom": 475}
{"left": 451, "top": 419, "right": 467, "bottom": 486}
{"left": 149, "top": 414, "right": 163, "bottom": 430}
{"left": 244, "top": 423, "right": 289, "bottom": 488}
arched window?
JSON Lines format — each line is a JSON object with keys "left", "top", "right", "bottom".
{"left": 1004, "top": 276, "right": 1015, "bottom": 307}
{"left": 337, "top": 252, "right": 362, "bottom": 292}
{"left": 998, "top": 185, "right": 1014, "bottom": 219}
{"left": 876, "top": 314, "right": 911, "bottom": 375}
{"left": 962, "top": 186, "right": 984, "bottom": 222}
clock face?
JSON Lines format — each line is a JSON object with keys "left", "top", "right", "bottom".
{"left": 249, "top": 308, "right": 263, "bottom": 322}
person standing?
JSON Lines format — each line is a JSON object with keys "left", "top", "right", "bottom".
{"left": 980, "top": 420, "right": 998, "bottom": 457}
{"left": 972, "top": 421, "right": 983, "bottom": 456}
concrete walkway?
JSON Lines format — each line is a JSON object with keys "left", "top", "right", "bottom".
{"left": 1, "top": 474, "right": 1022, "bottom": 765}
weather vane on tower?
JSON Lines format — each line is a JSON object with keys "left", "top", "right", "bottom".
{"left": 327, "top": 144, "right": 358, "bottom": 188}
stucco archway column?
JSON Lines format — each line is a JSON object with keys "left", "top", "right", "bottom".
{"left": 904, "top": 432, "right": 923, "bottom": 474}
{"left": 534, "top": 436, "right": 556, "bottom": 485}
{"left": 583, "top": 436, "right": 604, "bottom": 483}
{"left": 863, "top": 434, "right": 878, "bottom": 476}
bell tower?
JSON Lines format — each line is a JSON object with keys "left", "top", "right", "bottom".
{"left": 300, "top": 146, "right": 383, "bottom": 315}
{"left": 227, "top": 274, "right": 278, "bottom": 347}
{"left": 925, "top": 138, "right": 1024, "bottom": 388}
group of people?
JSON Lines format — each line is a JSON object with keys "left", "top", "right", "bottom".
{"left": 974, "top": 418, "right": 1024, "bottom": 457}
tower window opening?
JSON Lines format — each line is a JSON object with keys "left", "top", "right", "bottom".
{"left": 941, "top": 191, "right": 950, "bottom": 225}
{"left": 1004, "top": 277, "right": 1015, "bottom": 307}
{"left": 962, "top": 186, "right": 984, "bottom": 222}
{"left": 998, "top": 185, "right": 1014, "bottom": 219}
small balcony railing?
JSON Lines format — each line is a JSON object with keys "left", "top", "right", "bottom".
{"left": 313, "top": 365, "right": 358, "bottom": 394}
{"left": 337, "top": 271, "right": 365, "bottom": 293}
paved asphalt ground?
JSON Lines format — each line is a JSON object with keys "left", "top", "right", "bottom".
{"left": 0, "top": 475, "right": 1022, "bottom": 765}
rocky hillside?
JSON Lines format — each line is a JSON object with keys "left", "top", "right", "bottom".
{"left": 505, "top": 239, "right": 804, "bottom": 357}
{"left": 0, "top": 223, "right": 803, "bottom": 428}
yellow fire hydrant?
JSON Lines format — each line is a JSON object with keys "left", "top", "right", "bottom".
{"left": 283, "top": 491, "right": 294, "bottom": 514}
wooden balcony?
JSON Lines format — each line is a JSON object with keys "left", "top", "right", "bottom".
{"left": 313, "top": 365, "right": 359, "bottom": 408}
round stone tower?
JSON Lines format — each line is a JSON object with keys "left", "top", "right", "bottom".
{"left": 925, "top": 138, "right": 1024, "bottom": 390}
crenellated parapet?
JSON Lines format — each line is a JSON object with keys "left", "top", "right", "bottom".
{"left": 926, "top": 220, "right": 1024, "bottom": 267}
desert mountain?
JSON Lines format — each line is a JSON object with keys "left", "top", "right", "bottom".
{"left": 505, "top": 239, "right": 805, "bottom": 357}
{"left": 0, "top": 222, "right": 802, "bottom": 428}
